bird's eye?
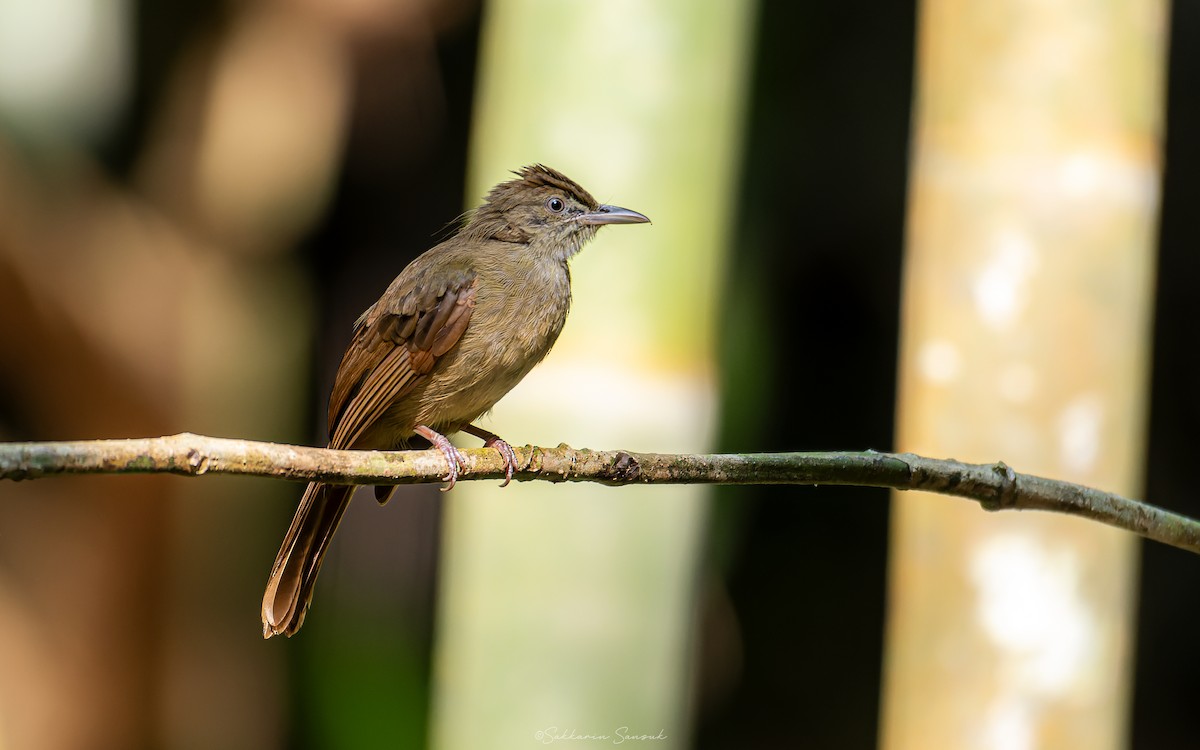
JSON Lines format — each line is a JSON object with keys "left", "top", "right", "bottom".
{"left": 546, "top": 197, "right": 565, "bottom": 213}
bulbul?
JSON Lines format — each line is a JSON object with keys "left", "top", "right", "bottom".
{"left": 262, "top": 164, "right": 649, "bottom": 637}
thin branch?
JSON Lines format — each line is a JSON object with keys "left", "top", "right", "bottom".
{"left": 2, "top": 432, "right": 1198, "bottom": 556}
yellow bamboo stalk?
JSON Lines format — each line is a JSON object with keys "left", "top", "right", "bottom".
{"left": 430, "top": 2, "right": 755, "bottom": 748}
{"left": 882, "top": 1, "right": 1168, "bottom": 748}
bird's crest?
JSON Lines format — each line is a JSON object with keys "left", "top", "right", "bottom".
{"left": 476, "top": 164, "right": 599, "bottom": 213}
{"left": 510, "top": 164, "right": 599, "bottom": 209}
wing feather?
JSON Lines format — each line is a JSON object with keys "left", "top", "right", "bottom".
{"left": 326, "top": 274, "right": 478, "bottom": 450}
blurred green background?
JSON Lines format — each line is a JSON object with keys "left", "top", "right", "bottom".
{"left": 0, "top": 0, "right": 1197, "bottom": 748}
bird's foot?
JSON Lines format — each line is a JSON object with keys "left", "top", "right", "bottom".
{"left": 460, "top": 424, "right": 519, "bottom": 486}
{"left": 415, "top": 425, "right": 470, "bottom": 491}
{"left": 484, "top": 436, "right": 518, "bottom": 487}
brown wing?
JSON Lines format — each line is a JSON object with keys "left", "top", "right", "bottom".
{"left": 326, "top": 272, "right": 477, "bottom": 450}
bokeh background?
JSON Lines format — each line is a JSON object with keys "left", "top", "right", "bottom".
{"left": 0, "top": 0, "right": 1197, "bottom": 748}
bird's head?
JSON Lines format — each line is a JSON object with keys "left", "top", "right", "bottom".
{"left": 466, "top": 164, "right": 649, "bottom": 261}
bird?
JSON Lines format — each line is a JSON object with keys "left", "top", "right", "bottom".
{"left": 261, "top": 164, "right": 649, "bottom": 637}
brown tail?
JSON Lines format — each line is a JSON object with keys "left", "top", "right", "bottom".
{"left": 261, "top": 482, "right": 355, "bottom": 638}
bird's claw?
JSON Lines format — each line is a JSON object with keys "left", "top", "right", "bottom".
{"left": 484, "top": 437, "right": 518, "bottom": 487}
{"left": 419, "top": 424, "right": 517, "bottom": 489}
{"left": 437, "top": 444, "right": 471, "bottom": 491}
{"left": 416, "top": 425, "right": 470, "bottom": 491}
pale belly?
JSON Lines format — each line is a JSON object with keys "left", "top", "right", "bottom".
{"left": 361, "top": 270, "right": 571, "bottom": 448}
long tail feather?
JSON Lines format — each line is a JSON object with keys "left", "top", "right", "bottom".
{"left": 261, "top": 482, "right": 355, "bottom": 638}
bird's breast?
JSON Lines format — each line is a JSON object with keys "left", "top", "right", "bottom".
{"left": 416, "top": 258, "right": 572, "bottom": 428}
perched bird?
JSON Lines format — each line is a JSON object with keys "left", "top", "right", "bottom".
{"left": 261, "top": 164, "right": 649, "bottom": 637}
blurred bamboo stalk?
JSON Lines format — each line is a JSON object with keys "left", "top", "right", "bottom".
{"left": 881, "top": 1, "right": 1169, "bottom": 748}
{"left": 430, "top": 2, "right": 756, "bottom": 748}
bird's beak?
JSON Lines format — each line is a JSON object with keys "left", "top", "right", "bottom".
{"left": 577, "top": 204, "right": 651, "bottom": 226}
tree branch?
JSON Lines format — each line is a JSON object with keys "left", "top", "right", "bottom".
{"left": 2, "top": 432, "right": 1197, "bottom": 556}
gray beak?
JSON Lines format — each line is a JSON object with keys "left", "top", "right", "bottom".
{"left": 578, "top": 204, "right": 651, "bottom": 226}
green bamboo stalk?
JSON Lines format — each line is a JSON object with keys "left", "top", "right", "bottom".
{"left": 430, "top": 2, "right": 757, "bottom": 748}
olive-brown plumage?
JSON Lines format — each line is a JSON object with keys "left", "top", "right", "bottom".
{"left": 261, "top": 165, "right": 649, "bottom": 637}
